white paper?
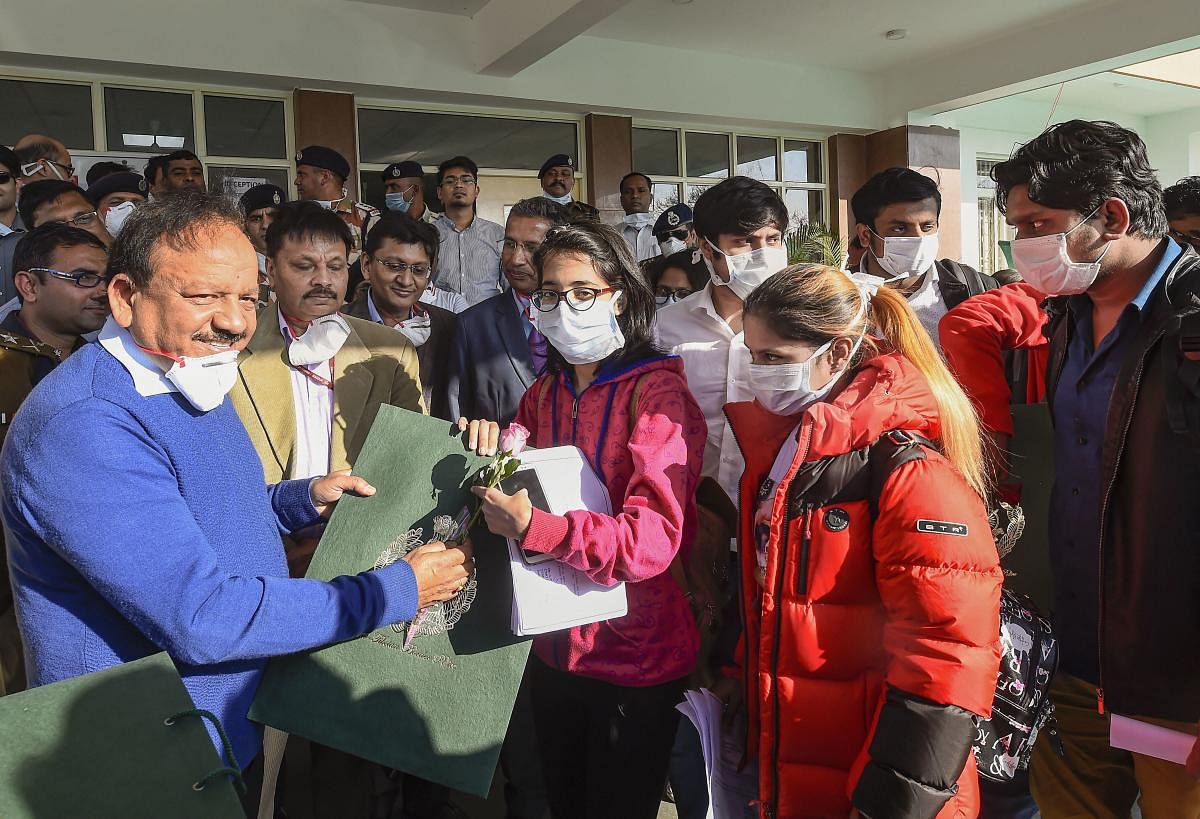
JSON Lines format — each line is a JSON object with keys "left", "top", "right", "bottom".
{"left": 1110, "top": 713, "right": 1196, "bottom": 765}
{"left": 505, "top": 446, "right": 628, "bottom": 636}
{"left": 676, "top": 689, "right": 758, "bottom": 819}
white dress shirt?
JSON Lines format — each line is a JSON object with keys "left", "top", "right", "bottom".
{"left": 622, "top": 218, "right": 659, "bottom": 263}
{"left": 903, "top": 268, "right": 949, "bottom": 350}
{"left": 279, "top": 311, "right": 334, "bottom": 480}
{"left": 655, "top": 285, "right": 751, "bottom": 511}
{"left": 98, "top": 317, "right": 177, "bottom": 397}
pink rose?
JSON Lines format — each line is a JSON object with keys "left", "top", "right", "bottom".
{"left": 499, "top": 423, "right": 530, "bottom": 456}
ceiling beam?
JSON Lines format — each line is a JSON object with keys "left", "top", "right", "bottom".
{"left": 471, "top": 0, "right": 632, "bottom": 77}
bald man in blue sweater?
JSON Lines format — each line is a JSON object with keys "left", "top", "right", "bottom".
{"left": 0, "top": 193, "right": 474, "bottom": 810}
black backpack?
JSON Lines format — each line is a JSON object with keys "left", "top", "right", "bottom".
{"left": 866, "top": 430, "right": 1060, "bottom": 784}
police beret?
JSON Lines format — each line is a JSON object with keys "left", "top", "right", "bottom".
{"left": 0, "top": 146, "right": 17, "bottom": 176}
{"left": 295, "top": 145, "right": 350, "bottom": 180}
{"left": 539, "top": 154, "right": 574, "bottom": 178}
{"left": 653, "top": 203, "right": 693, "bottom": 236}
{"left": 382, "top": 161, "right": 424, "bottom": 182}
{"left": 239, "top": 183, "right": 286, "bottom": 214}
{"left": 85, "top": 171, "right": 148, "bottom": 206}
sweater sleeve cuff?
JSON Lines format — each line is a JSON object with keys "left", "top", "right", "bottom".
{"left": 272, "top": 479, "right": 322, "bottom": 533}
{"left": 375, "top": 558, "right": 420, "bottom": 623}
{"left": 520, "top": 507, "right": 570, "bottom": 556}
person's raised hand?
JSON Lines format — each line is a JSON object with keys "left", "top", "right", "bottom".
{"left": 457, "top": 417, "right": 500, "bottom": 456}
{"left": 310, "top": 469, "right": 376, "bottom": 517}
{"left": 470, "top": 485, "right": 532, "bottom": 539}
{"left": 404, "top": 539, "right": 475, "bottom": 609}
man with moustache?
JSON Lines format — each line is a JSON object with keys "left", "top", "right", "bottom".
{"left": 229, "top": 200, "right": 425, "bottom": 818}
{"left": 619, "top": 171, "right": 658, "bottom": 262}
{"left": 537, "top": 153, "right": 598, "bottom": 221}
{"left": 159, "top": 150, "right": 207, "bottom": 195}
{"left": 345, "top": 212, "right": 456, "bottom": 420}
{"left": 17, "top": 180, "right": 113, "bottom": 248}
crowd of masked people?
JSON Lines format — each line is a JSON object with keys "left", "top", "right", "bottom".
{"left": 2, "top": 117, "right": 1200, "bottom": 819}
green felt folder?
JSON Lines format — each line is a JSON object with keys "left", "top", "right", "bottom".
{"left": 0, "top": 652, "right": 244, "bottom": 818}
{"left": 250, "top": 406, "right": 532, "bottom": 797}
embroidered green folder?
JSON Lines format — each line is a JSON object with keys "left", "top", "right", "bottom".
{"left": 0, "top": 652, "right": 244, "bottom": 818}
{"left": 249, "top": 406, "right": 531, "bottom": 797}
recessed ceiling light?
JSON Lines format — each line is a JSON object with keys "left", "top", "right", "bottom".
{"left": 885, "top": 29, "right": 907, "bottom": 40}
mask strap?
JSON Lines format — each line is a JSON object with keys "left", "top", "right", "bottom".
{"left": 135, "top": 344, "right": 184, "bottom": 367}
{"left": 1065, "top": 204, "right": 1105, "bottom": 237}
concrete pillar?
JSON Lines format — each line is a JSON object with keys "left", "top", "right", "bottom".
{"left": 584, "top": 113, "right": 632, "bottom": 225}
{"left": 293, "top": 89, "right": 360, "bottom": 200}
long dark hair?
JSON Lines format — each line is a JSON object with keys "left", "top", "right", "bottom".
{"left": 532, "top": 220, "right": 662, "bottom": 374}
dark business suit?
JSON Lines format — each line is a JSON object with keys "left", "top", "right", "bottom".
{"left": 446, "top": 290, "right": 538, "bottom": 426}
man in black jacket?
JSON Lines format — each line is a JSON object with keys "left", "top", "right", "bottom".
{"left": 994, "top": 120, "right": 1200, "bottom": 816}
{"left": 851, "top": 167, "right": 997, "bottom": 348}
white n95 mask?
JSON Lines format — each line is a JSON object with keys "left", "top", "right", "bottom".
{"left": 703, "top": 241, "right": 789, "bottom": 300}
{"left": 869, "top": 233, "right": 940, "bottom": 280}
{"left": 659, "top": 237, "right": 687, "bottom": 257}
{"left": 103, "top": 201, "right": 138, "bottom": 237}
{"left": 287, "top": 314, "right": 351, "bottom": 366}
{"left": 532, "top": 291, "right": 625, "bottom": 365}
{"left": 163, "top": 350, "right": 241, "bottom": 412}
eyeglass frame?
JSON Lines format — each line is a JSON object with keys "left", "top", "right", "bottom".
{"left": 654, "top": 287, "right": 694, "bottom": 302}
{"left": 369, "top": 258, "right": 432, "bottom": 279}
{"left": 20, "top": 159, "right": 75, "bottom": 179}
{"left": 26, "top": 267, "right": 113, "bottom": 289}
{"left": 439, "top": 174, "right": 477, "bottom": 187}
{"left": 52, "top": 211, "right": 100, "bottom": 229}
{"left": 658, "top": 228, "right": 691, "bottom": 242}
{"left": 0, "top": 171, "right": 14, "bottom": 185}
{"left": 530, "top": 286, "right": 618, "bottom": 312}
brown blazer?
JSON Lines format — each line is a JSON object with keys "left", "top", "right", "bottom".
{"left": 229, "top": 306, "right": 424, "bottom": 485}
{"left": 344, "top": 288, "right": 457, "bottom": 421}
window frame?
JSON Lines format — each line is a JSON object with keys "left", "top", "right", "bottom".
{"left": 975, "top": 154, "right": 1014, "bottom": 275}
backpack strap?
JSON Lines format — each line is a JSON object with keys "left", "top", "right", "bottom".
{"left": 866, "top": 429, "right": 936, "bottom": 518}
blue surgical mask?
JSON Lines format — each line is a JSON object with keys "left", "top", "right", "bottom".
{"left": 385, "top": 192, "right": 412, "bottom": 213}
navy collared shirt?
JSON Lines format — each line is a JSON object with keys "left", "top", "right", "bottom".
{"left": 1049, "top": 239, "right": 1183, "bottom": 683}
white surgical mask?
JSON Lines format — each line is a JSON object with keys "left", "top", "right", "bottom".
{"left": 161, "top": 349, "right": 241, "bottom": 413}
{"left": 314, "top": 189, "right": 348, "bottom": 210}
{"left": 703, "top": 241, "right": 789, "bottom": 300}
{"left": 869, "top": 232, "right": 940, "bottom": 280}
{"left": 532, "top": 291, "right": 625, "bottom": 365}
{"left": 1009, "top": 207, "right": 1111, "bottom": 296}
{"left": 103, "top": 201, "right": 138, "bottom": 237}
{"left": 543, "top": 192, "right": 572, "bottom": 206}
{"left": 659, "top": 237, "right": 687, "bottom": 257}
{"left": 396, "top": 311, "right": 432, "bottom": 348}
{"left": 624, "top": 212, "right": 654, "bottom": 229}
{"left": 286, "top": 313, "right": 351, "bottom": 366}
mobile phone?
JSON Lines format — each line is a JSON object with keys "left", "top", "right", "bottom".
{"left": 500, "top": 468, "right": 555, "bottom": 565}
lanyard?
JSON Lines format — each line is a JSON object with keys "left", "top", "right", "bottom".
{"left": 281, "top": 315, "right": 335, "bottom": 391}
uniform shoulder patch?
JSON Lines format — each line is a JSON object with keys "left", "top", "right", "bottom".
{"left": 916, "top": 519, "right": 968, "bottom": 537}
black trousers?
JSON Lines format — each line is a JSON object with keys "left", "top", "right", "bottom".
{"left": 529, "top": 657, "right": 685, "bottom": 819}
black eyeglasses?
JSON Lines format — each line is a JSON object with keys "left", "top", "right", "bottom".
{"left": 1170, "top": 229, "right": 1200, "bottom": 251}
{"left": 654, "top": 287, "right": 693, "bottom": 305}
{"left": 0, "top": 172, "right": 12, "bottom": 185}
{"left": 373, "top": 259, "right": 431, "bottom": 278}
{"left": 660, "top": 228, "right": 690, "bottom": 242}
{"left": 531, "top": 286, "right": 617, "bottom": 312}
{"left": 27, "top": 268, "right": 112, "bottom": 288}
{"left": 53, "top": 211, "right": 99, "bottom": 228}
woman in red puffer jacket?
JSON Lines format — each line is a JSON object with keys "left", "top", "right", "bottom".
{"left": 717, "top": 264, "right": 1003, "bottom": 819}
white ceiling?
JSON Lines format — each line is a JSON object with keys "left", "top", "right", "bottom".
{"left": 1118, "top": 50, "right": 1200, "bottom": 90}
{"left": 587, "top": 0, "right": 1104, "bottom": 72}
{"left": 1018, "top": 70, "right": 1200, "bottom": 117}
{"left": 348, "top": 0, "right": 489, "bottom": 15}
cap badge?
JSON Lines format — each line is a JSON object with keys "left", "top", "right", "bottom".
{"left": 391, "top": 166, "right": 401, "bottom": 177}
{"left": 666, "top": 211, "right": 680, "bottom": 227}
{"left": 272, "top": 191, "right": 282, "bottom": 205}
{"left": 295, "top": 151, "right": 304, "bottom": 162}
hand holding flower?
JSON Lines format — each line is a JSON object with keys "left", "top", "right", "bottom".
{"left": 470, "top": 485, "right": 533, "bottom": 539}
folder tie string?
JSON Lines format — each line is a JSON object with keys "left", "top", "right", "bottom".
{"left": 166, "top": 708, "right": 247, "bottom": 795}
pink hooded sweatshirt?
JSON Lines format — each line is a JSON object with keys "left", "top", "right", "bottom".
{"left": 515, "top": 355, "right": 706, "bottom": 686}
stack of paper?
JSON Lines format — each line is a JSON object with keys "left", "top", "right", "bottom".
{"left": 503, "top": 446, "right": 629, "bottom": 636}
{"left": 676, "top": 688, "right": 760, "bottom": 819}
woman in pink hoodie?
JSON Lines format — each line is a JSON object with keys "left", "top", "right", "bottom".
{"left": 469, "top": 220, "right": 706, "bottom": 819}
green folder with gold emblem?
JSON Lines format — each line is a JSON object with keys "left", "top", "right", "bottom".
{"left": 249, "top": 406, "right": 532, "bottom": 797}
{"left": 0, "top": 652, "right": 244, "bottom": 818}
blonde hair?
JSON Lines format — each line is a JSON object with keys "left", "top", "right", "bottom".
{"left": 743, "top": 264, "right": 990, "bottom": 498}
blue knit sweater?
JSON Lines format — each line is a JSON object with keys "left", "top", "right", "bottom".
{"left": 1, "top": 342, "right": 420, "bottom": 765}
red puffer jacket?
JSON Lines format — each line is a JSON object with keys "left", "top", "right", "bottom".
{"left": 726, "top": 351, "right": 1002, "bottom": 819}
{"left": 517, "top": 354, "right": 706, "bottom": 686}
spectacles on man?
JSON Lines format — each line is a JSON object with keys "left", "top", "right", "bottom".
{"left": 27, "top": 267, "right": 112, "bottom": 289}
{"left": 53, "top": 211, "right": 99, "bottom": 228}
{"left": 0, "top": 172, "right": 13, "bottom": 185}
{"left": 654, "top": 287, "right": 693, "bottom": 306}
{"left": 20, "top": 159, "right": 75, "bottom": 179}
{"left": 659, "top": 228, "right": 690, "bottom": 243}
{"left": 440, "top": 175, "right": 476, "bottom": 187}
{"left": 373, "top": 259, "right": 431, "bottom": 278}
{"left": 531, "top": 286, "right": 617, "bottom": 312}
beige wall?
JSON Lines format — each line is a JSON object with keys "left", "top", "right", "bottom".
{"left": 470, "top": 176, "right": 548, "bottom": 226}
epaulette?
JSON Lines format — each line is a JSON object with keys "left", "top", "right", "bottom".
{"left": 356, "top": 202, "right": 381, "bottom": 218}
{"left": 0, "top": 331, "right": 62, "bottom": 360}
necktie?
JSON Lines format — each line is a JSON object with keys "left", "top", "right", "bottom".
{"left": 527, "top": 314, "right": 548, "bottom": 376}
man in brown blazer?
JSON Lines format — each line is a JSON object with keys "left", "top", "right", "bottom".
{"left": 344, "top": 211, "right": 456, "bottom": 420}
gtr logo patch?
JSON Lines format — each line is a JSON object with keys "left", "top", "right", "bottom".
{"left": 916, "top": 519, "right": 968, "bottom": 537}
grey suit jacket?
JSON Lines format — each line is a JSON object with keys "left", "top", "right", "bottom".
{"left": 446, "top": 290, "right": 537, "bottom": 426}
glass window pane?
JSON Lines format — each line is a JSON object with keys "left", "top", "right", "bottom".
{"left": 203, "top": 96, "right": 286, "bottom": 159}
{"left": 104, "top": 87, "right": 195, "bottom": 154}
{"left": 685, "top": 184, "right": 714, "bottom": 207}
{"left": 357, "top": 109, "right": 577, "bottom": 171}
{"left": 208, "top": 166, "right": 290, "bottom": 202}
{"left": 0, "top": 79, "right": 94, "bottom": 149}
{"left": 736, "top": 136, "right": 777, "bottom": 181}
{"left": 633, "top": 128, "right": 680, "bottom": 178}
{"left": 651, "top": 183, "right": 681, "bottom": 216}
{"left": 783, "top": 140, "right": 822, "bottom": 183}
{"left": 685, "top": 132, "right": 729, "bottom": 180}
{"left": 784, "top": 189, "right": 824, "bottom": 228}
